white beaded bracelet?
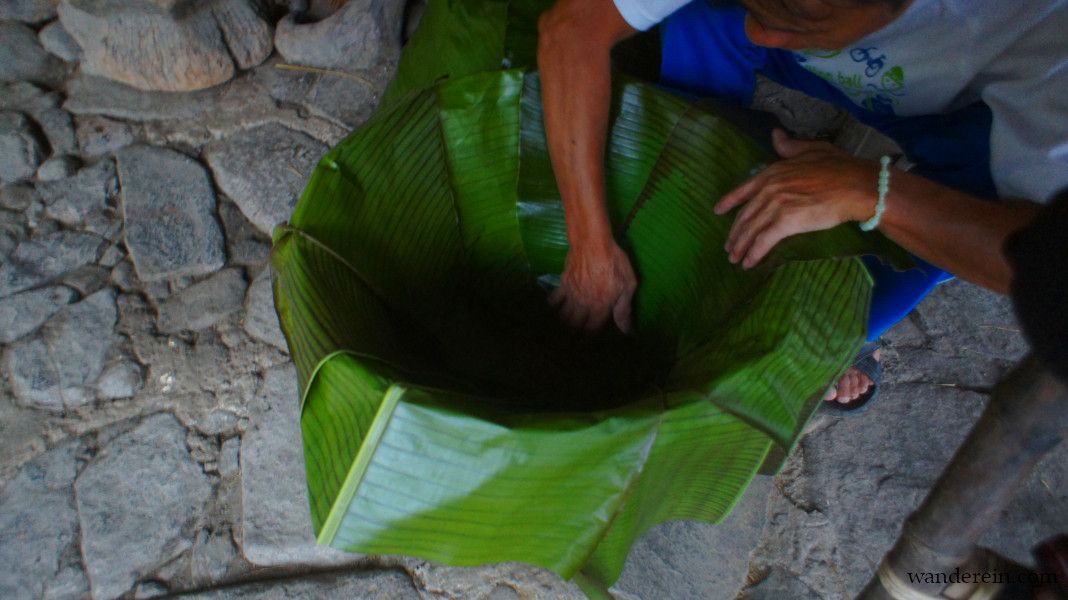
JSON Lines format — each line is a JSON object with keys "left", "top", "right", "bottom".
{"left": 859, "top": 155, "right": 891, "bottom": 232}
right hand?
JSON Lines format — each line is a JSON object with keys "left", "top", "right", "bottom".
{"left": 548, "top": 241, "right": 637, "bottom": 334}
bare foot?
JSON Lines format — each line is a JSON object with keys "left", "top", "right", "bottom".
{"left": 824, "top": 349, "right": 881, "bottom": 405}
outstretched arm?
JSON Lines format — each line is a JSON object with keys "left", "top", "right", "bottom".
{"left": 715, "top": 129, "right": 1040, "bottom": 293}
{"left": 537, "top": 0, "right": 639, "bottom": 332}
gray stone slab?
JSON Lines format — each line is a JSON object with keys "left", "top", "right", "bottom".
{"left": 0, "top": 440, "right": 82, "bottom": 600}
{"left": 118, "top": 145, "right": 226, "bottom": 281}
{"left": 0, "top": 285, "right": 76, "bottom": 344}
{"left": 887, "top": 280, "right": 1029, "bottom": 388}
{"left": 38, "top": 157, "right": 117, "bottom": 230}
{"left": 0, "top": 230, "right": 107, "bottom": 297}
{"left": 611, "top": 475, "right": 773, "bottom": 600}
{"left": 244, "top": 268, "right": 287, "bottom": 351}
{"left": 0, "top": 21, "right": 66, "bottom": 86}
{"left": 406, "top": 560, "right": 585, "bottom": 600}
{"left": 0, "top": 111, "right": 45, "bottom": 184}
{"left": 156, "top": 268, "right": 247, "bottom": 333}
{"left": 75, "top": 413, "right": 213, "bottom": 600}
{"left": 240, "top": 364, "right": 355, "bottom": 566}
{"left": 181, "top": 569, "right": 421, "bottom": 599}
{"left": 204, "top": 123, "right": 327, "bottom": 235}
{"left": 0, "top": 0, "right": 58, "bottom": 23}
{"left": 745, "top": 383, "right": 993, "bottom": 598}
{"left": 3, "top": 288, "right": 119, "bottom": 410}
{"left": 38, "top": 20, "right": 82, "bottom": 63}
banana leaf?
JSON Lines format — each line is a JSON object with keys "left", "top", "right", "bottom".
{"left": 270, "top": 1, "right": 912, "bottom": 597}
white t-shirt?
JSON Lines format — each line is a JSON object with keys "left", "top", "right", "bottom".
{"left": 612, "top": 0, "right": 1068, "bottom": 203}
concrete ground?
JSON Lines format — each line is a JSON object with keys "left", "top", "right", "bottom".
{"left": 1, "top": 5, "right": 1065, "bottom": 600}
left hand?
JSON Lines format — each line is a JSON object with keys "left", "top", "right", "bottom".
{"left": 714, "top": 128, "right": 883, "bottom": 269}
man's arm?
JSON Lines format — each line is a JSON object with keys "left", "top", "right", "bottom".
{"left": 537, "top": 0, "right": 639, "bottom": 332}
{"left": 715, "top": 129, "right": 1040, "bottom": 293}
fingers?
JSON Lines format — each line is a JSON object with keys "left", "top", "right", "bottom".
{"left": 714, "top": 172, "right": 765, "bottom": 215}
{"left": 741, "top": 213, "right": 799, "bottom": 268}
{"left": 727, "top": 197, "right": 777, "bottom": 264}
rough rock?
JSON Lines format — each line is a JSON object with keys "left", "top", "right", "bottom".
{"left": 0, "top": 230, "right": 107, "bottom": 297}
{"left": 38, "top": 158, "right": 119, "bottom": 235}
{"left": 75, "top": 413, "right": 213, "bottom": 600}
{"left": 36, "top": 106, "right": 78, "bottom": 156}
{"left": 0, "top": 21, "right": 66, "bottom": 86}
{"left": 156, "top": 268, "right": 247, "bottom": 333}
{"left": 252, "top": 57, "right": 380, "bottom": 129}
{"left": 240, "top": 364, "right": 355, "bottom": 566}
{"left": 38, "top": 20, "right": 82, "bottom": 63}
{"left": 118, "top": 145, "right": 226, "bottom": 281}
{"left": 0, "top": 0, "right": 59, "bottom": 23}
{"left": 244, "top": 268, "right": 287, "bottom": 351}
{"left": 274, "top": 0, "right": 405, "bottom": 72}
{"left": 182, "top": 570, "right": 421, "bottom": 599}
{"left": 58, "top": 0, "right": 233, "bottom": 92}
{"left": 0, "top": 441, "right": 81, "bottom": 599}
{"left": 204, "top": 123, "right": 326, "bottom": 234}
{"left": 35, "top": 154, "right": 80, "bottom": 181}
{"left": 95, "top": 358, "right": 144, "bottom": 400}
{"left": 0, "top": 111, "right": 46, "bottom": 184}
{"left": 218, "top": 435, "right": 240, "bottom": 476}
{"left": 0, "top": 81, "right": 61, "bottom": 114}
{"left": 64, "top": 74, "right": 219, "bottom": 121}
{"left": 612, "top": 476, "right": 773, "bottom": 600}
{"left": 75, "top": 115, "right": 136, "bottom": 157}
{"left": 0, "top": 285, "right": 76, "bottom": 344}
{"left": 0, "top": 208, "right": 24, "bottom": 259}
{"left": 3, "top": 288, "right": 119, "bottom": 410}
{"left": 0, "top": 83, "right": 77, "bottom": 156}
{"left": 0, "top": 182, "right": 39, "bottom": 211}
{"left": 58, "top": 0, "right": 273, "bottom": 92}
{"left": 211, "top": 0, "right": 274, "bottom": 69}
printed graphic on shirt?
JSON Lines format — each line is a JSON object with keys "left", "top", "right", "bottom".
{"left": 796, "top": 48, "right": 907, "bottom": 115}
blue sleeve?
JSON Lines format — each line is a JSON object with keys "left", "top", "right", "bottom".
{"left": 659, "top": 2, "right": 767, "bottom": 105}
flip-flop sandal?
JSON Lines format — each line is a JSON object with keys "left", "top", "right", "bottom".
{"left": 822, "top": 341, "right": 883, "bottom": 415}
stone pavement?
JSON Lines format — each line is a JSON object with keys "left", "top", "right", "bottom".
{"left": 1, "top": 2, "right": 1065, "bottom": 599}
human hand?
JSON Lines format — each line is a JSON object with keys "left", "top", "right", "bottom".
{"left": 549, "top": 241, "right": 637, "bottom": 334}
{"left": 713, "top": 128, "right": 882, "bottom": 269}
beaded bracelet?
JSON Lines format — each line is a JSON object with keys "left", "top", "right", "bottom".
{"left": 859, "top": 155, "right": 891, "bottom": 232}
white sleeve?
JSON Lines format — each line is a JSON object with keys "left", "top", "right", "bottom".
{"left": 979, "top": 3, "right": 1068, "bottom": 203}
{"left": 611, "top": 0, "right": 693, "bottom": 31}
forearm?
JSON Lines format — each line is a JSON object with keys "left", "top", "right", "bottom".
{"left": 877, "top": 170, "right": 1041, "bottom": 294}
{"left": 537, "top": 0, "right": 634, "bottom": 252}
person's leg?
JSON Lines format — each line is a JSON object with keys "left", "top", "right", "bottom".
{"left": 863, "top": 254, "right": 953, "bottom": 341}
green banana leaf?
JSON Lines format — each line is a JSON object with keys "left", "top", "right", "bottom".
{"left": 272, "top": 68, "right": 888, "bottom": 597}
{"left": 270, "top": 1, "right": 912, "bottom": 597}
